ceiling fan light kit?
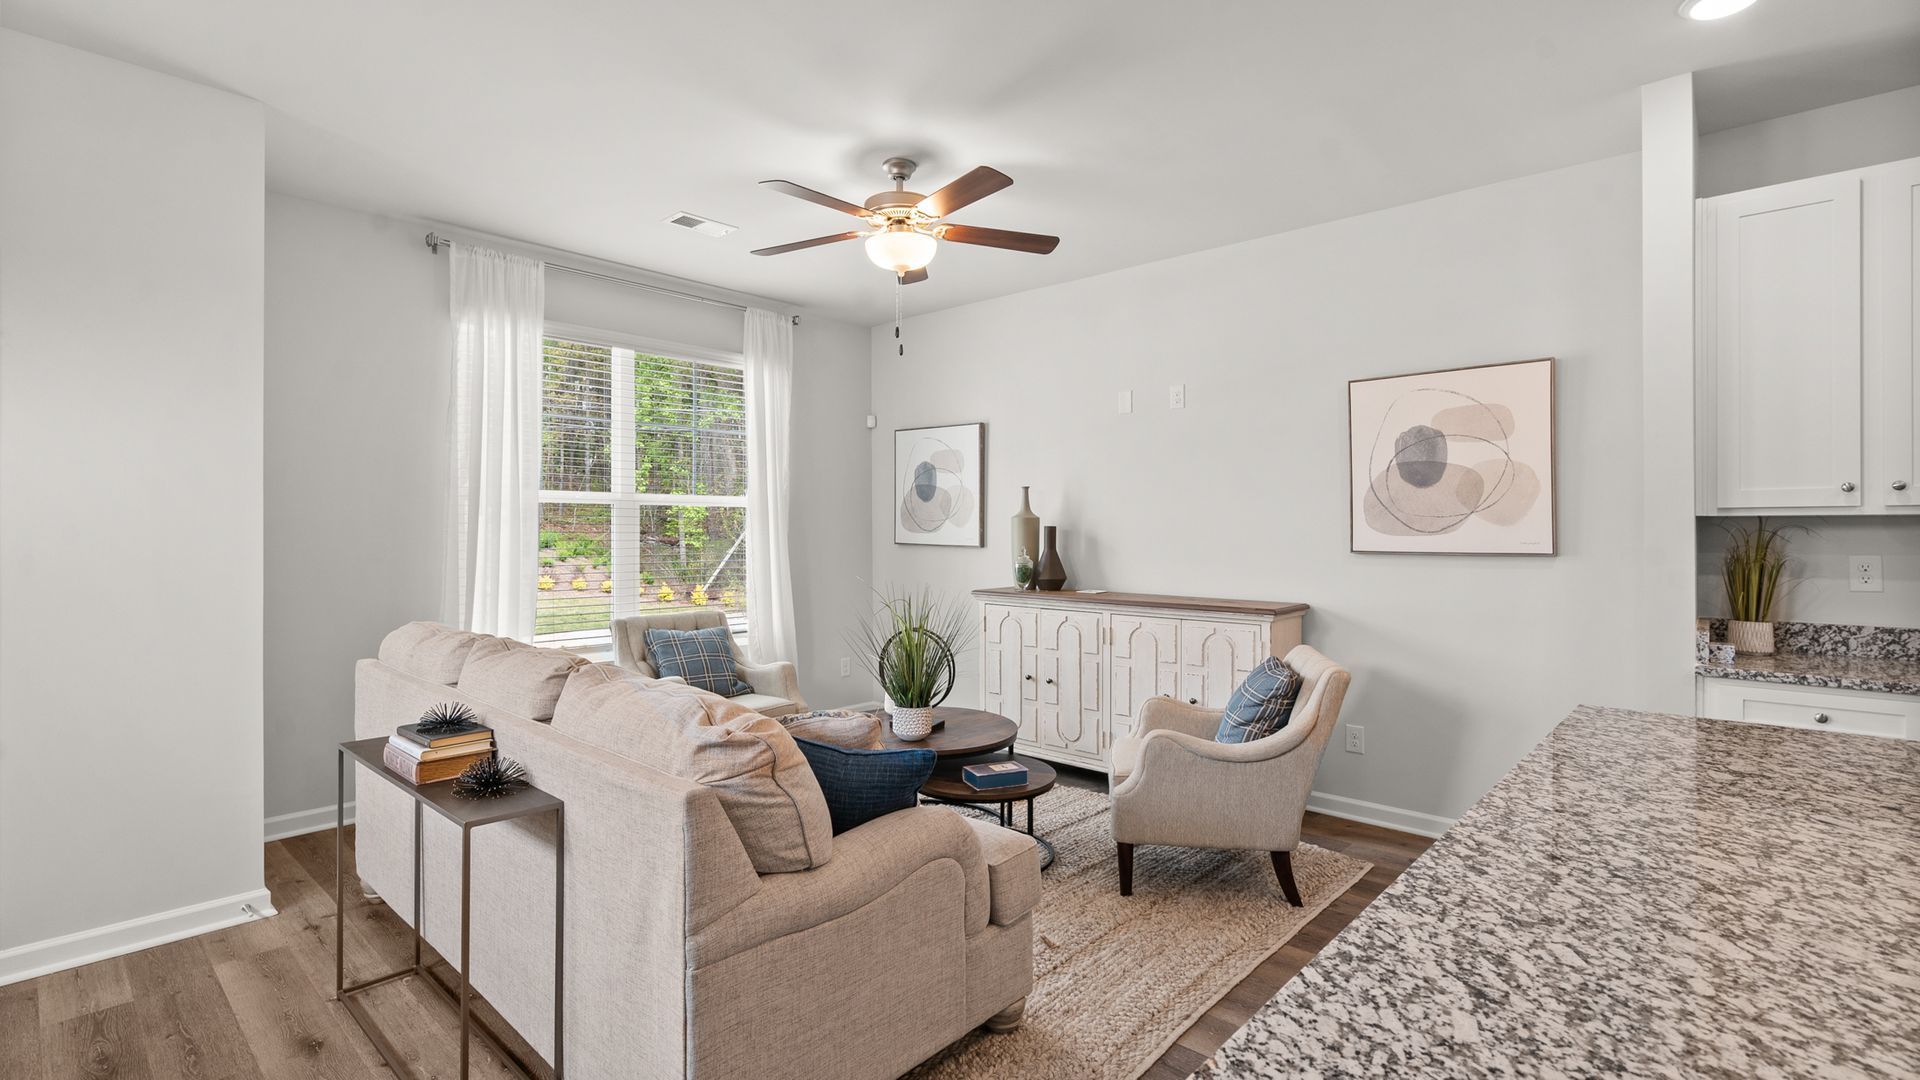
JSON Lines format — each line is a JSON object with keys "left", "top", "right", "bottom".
{"left": 753, "top": 157, "right": 1059, "bottom": 285}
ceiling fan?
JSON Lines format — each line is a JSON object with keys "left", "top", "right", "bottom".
{"left": 751, "top": 157, "right": 1059, "bottom": 284}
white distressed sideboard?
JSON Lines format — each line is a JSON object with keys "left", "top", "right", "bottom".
{"left": 972, "top": 587, "right": 1309, "bottom": 772}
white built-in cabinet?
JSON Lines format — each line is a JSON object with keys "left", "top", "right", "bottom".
{"left": 1697, "top": 154, "right": 1920, "bottom": 515}
{"left": 975, "top": 588, "right": 1306, "bottom": 772}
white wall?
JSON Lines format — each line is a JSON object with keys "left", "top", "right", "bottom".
{"left": 1696, "top": 516, "right": 1920, "bottom": 627}
{"left": 261, "top": 202, "right": 873, "bottom": 827}
{"left": 870, "top": 153, "right": 1645, "bottom": 825}
{"left": 264, "top": 195, "right": 450, "bottom": 830}
{"left": 0, "top": 30, "right": 269, "bottom": 979}
{"left": 1699, "top": 83, "right": 1920, "bottom": 198}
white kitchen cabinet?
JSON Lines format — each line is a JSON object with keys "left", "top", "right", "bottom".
{"left": 1697, "top": 678, "right": 1917, "bottom": 741}
{"left": 973, "top": 588, "right": 1306, "bottom": 771}
{"left": 1697, "top": 154, "right": 1920, "bottom": 515}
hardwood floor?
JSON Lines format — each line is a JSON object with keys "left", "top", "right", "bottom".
{"left": 2, "top": 784, "right": 1431, "bottom": 1080}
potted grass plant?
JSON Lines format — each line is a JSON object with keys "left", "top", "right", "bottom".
{"left": 1722, "top": 518, "right": 1792, "bottom": 655}
{"left": 848, "top": 587, "right": 976, "bottom": 741}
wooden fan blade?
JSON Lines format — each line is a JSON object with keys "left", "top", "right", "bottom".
{"left": 939, "top": 224, "right": 1059, "bottom": 254}
{"left": 897, "top": 268, "right": 929, "bottom": 285}
{"left": 916, "top": 166, "right": 1012, "bottom": 218}
{"left": 750, "top": 231, "right": 863, "bottom": 256}
{"left": 759, "top": 179, "right": 872, "bottom": 219}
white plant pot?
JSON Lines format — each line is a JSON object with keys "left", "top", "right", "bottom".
{"left": 1727, "top": 620, "right": 1775, "bottom": 656}
{"left": 891, "top": 706, "right": 936, "bottom": 742}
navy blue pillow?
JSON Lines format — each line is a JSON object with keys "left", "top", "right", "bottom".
{"left": 643, "top": 625, "right": 753, "bottom": 697}
{"left": 792, "top": 738, "right": 937, "bottom": 834}
{"left": 1214, "top": 657, "right": 1302, "bottom": 744}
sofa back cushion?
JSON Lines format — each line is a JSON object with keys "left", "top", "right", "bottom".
{"left": 457, "top": 637, "right": 588, "bottom": 721}
{"left": 777, "top": 709, "right": 884, "bottom": 750}
{"left": 551, "top": 664, "right": 833, "bottom": 873}
{"left": 379, "top": 621, "right": 487, "bottom": 684}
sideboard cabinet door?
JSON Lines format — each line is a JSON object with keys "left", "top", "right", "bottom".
{"left": 1178, "top": 621, "right": 1260, "bottom": 708}
{"left": 1108, "top": 615, "right": 1180, "bottom": 743}
{"left": 1035, "top": 608, "right": 1103, "bottom": 762}
{"left": 981, "top": 604, "right": 1039, "bottom": 745}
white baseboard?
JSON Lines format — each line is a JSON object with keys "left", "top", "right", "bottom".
{"left": 0, "top": 888, "right": 277, "bottom": 987}
{"left": 1307, "top": 790, "right": 1456, "bottom": 839}
{"left": 264, "top": 802, "right": 354, "bottom": 842}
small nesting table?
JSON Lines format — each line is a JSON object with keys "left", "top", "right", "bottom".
{"left": 883, "top": 708, "right": 1059, "bottom": 869}
{"left": 336, "top": 737, "right": 564, "bottom": 1080}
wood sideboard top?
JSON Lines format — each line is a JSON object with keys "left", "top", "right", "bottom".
{"left": 971, "top": 586, "right": 1308, "bottom": 617}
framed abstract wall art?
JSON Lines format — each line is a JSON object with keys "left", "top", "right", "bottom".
{"left": 1349, "top": 358, "right": 1556, "bottom": 555}
{"left": 895, "top": 422, "right": 985, "bottom": 546}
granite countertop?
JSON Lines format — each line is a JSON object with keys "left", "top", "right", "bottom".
{"left": 1695, "top": 650, "right": 1920, "bottom": 696}
{"left": 1200, "top": 705, "right": 1920, "bottom": 1079}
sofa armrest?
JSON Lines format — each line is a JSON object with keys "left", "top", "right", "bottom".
{"left": 1138, "top": 695, "right": 1223, "bottom": 740}
{"left": 687, "top": 805, "right": 987, "bottom": 968}
{"left": 735, "top": 658, "right": 805, "bottom": 707}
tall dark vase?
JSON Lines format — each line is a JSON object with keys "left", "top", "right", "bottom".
{"left": 1034, "top": 525, "right": 1069, "bottom": 592}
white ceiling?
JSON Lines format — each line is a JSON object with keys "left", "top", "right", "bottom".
{"left": 8, "top": 1, "right": 1920, "bottom": 325}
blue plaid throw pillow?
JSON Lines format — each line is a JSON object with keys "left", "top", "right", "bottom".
{"left": 643, "top": 626, "right": 753, "bottom": 697}
{"left": 1214, "top": 657, "right": 1302, "bottom": 744}
{"left": 791, "top": 738, "right": 937, "bottom": 834}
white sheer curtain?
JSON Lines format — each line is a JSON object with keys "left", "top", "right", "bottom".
{"left": 743, "top": 308, "right": 798, "bottom": 664}
{"left": 442, "top": 243, "right": 546, "bottom": 638}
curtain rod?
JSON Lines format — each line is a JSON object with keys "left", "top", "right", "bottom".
{"left": 424, "top": 232, "right": 798, "bottom": 325}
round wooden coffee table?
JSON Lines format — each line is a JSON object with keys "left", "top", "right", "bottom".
{"left": 919, "top": 754, "right": 1059, "bottom": 870}
{"left": 876, "top": 706, "right": 1017, "bottom": 757}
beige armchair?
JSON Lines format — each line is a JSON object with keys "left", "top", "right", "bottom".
{"left": 612, "top": 609, "right": 807, "bottom": 718}
{"left": 1108, "top": 644, "right": 1350, "bottom": 903}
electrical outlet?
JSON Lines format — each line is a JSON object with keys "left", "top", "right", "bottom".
{"left": 1851, "top": 555, "right": 1883, "bottom": 592}
{"left": 1344, "top": 725, "right": 1365, "bottom": 754}
{"left": 839, "top": 657, "right": 852, "bottom": 677}
{"left": 1118, "top": 389, "right": 1133, "bottom": 414}
{"left": 1168, "top": 384, "right": 1186, "bottom": 409}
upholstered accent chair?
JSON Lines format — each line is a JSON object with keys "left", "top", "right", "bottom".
{"left": 612, "top": 609, "right": 806, "bottom": 718}
{"left": 1108, "top": 644, "right": 1350, "bottom": 903}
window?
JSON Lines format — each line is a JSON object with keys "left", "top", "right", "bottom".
{"left": 535, "top": 327, "right": 748, "bottom": 648}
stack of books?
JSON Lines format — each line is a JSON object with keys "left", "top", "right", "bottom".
{"left": 383, "top": 719, "right": 494, "bottom": 785}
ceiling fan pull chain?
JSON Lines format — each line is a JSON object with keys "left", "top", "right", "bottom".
{"left": 895, "top": 281, "right": 905, "bottom": 357}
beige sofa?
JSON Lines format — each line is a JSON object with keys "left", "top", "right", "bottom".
{"left": 355, "top": 624, "right": 1038, "bottom": 1080}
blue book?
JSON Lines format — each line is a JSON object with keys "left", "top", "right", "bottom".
{"left": 962, "top": 760, "right": 1029, "bottom": 790}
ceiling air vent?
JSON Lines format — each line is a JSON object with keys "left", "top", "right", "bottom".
{"left": 662, "top": 211, "right": 737, "bottom": 238}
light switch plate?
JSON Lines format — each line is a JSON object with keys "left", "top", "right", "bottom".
{"left": 1118, "top": 390, "right": 1133, "bottom": 414}
{"left": 1851, "top": 555, "right": 1883, "bottom": 592}
{"left": 1169, "top": 384, "right": 1186, "bottom": 409}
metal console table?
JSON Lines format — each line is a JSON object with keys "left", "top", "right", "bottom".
{"left": 336, "top": 737, "right": 564, "bottom": 1080}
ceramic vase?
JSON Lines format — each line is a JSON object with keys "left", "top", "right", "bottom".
{"left": 1727, "top": 619, "right": 1775, "bottom": 655}
{"left": 1034, "top": 525, "right": 1068, "bottom": 592}
{"left": 1011, "top": 487, "right": 1040, "bottom": 589}
{"left": 891, "top": 706, "right": 936, "bottom": 741}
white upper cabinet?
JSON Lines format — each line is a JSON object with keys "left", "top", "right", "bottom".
{"left": 1705, "top": 173, "right": 1862, "bottom": 510}
{"left": 1698, "top": 155, "right": 1920, "bottom": 515}
{"left": 1880, "top": 158, "right": 1920, "bottom": 508}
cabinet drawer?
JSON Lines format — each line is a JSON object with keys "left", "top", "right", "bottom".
{"left": 1699, "top": 679, "right": 1917, "bottom": 740}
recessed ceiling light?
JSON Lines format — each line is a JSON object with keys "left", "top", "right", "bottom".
{"left": 1678, "top": 0, "right": 1757, "bottom": 20}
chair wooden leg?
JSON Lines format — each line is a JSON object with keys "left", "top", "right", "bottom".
{"left": 1271, "top": 849, "right": 1303, "bottom": 907}
{"left": 1117, "top": 842, "right": 1134, "bottom": 897}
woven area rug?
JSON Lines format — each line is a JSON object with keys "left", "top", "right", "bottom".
{"left": 906, "top": 786, "right": 1370, "bottom": 1080}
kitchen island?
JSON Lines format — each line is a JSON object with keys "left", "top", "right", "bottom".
{"left": 1202, "top": 705, "right": 1920, "bottom": 1079}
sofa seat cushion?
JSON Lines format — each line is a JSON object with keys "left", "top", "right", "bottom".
{"left": 642, "top": 625, "right": 754, "bottom": 697}
{"left": 960, "top": 817, "right": 1041, "bottom": 927}
{"left": 552, "top": 664, "right": 833, "bottom": 873}
{"left": 379, "top": 622, "right": 486, "bottom": 685}
{"left": 455, "top": 636, "right": 587, "bottom": 721}
{"left": 791, "top": 738, "right": 936, "bottom": 834}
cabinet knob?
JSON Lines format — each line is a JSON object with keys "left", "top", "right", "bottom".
{"left": 1840, "top": 481, "right": 1856, "bottom": 493}
{"left": 1188, "top": 697, "right": 1199, "bottom": 705}
{"left": 1895, "top": 480, "right": 1910, "bottom": 491}
{"left": 1813, "top": 712, "right": 1830, "bottom": 725}
{"left": 1023, "top": 674, "right": 1033, "bottom": 681}
{"left": 1044, "top": 677, "right": 1055, "bottom": 685}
